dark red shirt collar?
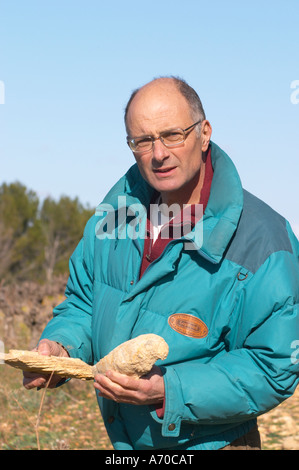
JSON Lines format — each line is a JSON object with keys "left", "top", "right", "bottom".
{"left": 139, "top": 146, "right": 213, "bottom": 278}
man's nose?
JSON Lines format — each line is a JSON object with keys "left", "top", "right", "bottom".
{"left": 152, "top": 139, "right": 170, "bottom": 162}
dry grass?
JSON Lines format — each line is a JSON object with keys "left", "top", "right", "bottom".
{"left": 2, "top": 277, "right": 295, "bottom": 450}
{"left": 258, "top": 387, "right": 299, "bottom": 450}
{"left": 0, "top": 365, "right": 113, "bottom": 450}
{"left": 1, "top": 363, "right": 298, "bottom": 450}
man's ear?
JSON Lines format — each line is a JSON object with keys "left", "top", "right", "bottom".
{"left": 201, "top": 120, "right": 212, "bottom": 152}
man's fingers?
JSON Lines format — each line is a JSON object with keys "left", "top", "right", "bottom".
{"left": 94, "top": 372, "right": 150, "bottom": 404}
{"left": 23, "top": 372, "right": 48, "bottom": 390}
{"left": 94, "top": 374, "right": 122, "bottom": 401}
{"left": 37, "top": 340, "right": 52, "bottom": 356}
{"left": 22, "top": 340, "right": 68, "bottom": 391}
{"left": 93, "top": 366, "right": 164, "bottom": 405}
{"left": 94, "top": 372, "right": 127, "bottom": 393}
{"left": 104, "top": 370, "right": 140, "bottom": 390}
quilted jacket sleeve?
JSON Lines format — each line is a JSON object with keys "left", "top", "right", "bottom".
{"left": 39, "top": 215, "right": 96, "bottom": 365}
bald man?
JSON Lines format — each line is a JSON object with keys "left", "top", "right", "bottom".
{"left": 24, "top": 77, "right": 299, "bottom": 451}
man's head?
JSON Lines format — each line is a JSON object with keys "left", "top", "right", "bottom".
{"left": 125, "top": 77, "right": 212, "bottom": 206}
{"left": 125, "top": 76, "right": 206, "bottom": 135}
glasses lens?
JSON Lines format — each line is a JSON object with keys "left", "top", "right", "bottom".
{"left": 131, "top": 136, "right": 153, "bottom": 152}
{"left": 161, "top": 129, "right": 185, "bottom": 147}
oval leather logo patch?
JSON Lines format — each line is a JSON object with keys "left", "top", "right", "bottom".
{"left": 168, "top": 313, "right": 208, "bottom": 338}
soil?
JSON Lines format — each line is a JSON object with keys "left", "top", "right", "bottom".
{"left": 0, "top": 277, "right": 298, "bottom": 450}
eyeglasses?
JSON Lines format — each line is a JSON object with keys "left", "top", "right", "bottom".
{"left": 127, "top": 120, "right": 202, "bottom": 153}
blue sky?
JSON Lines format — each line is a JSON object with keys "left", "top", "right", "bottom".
{"left": 0, "top": 0, "right": 298, "bottom": 236}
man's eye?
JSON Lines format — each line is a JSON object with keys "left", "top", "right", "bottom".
{"left": 135, "top": 137, "right": 152, "bottom": 147}
{"left": 162, "top": 131, "right": 184, "bottom": 142}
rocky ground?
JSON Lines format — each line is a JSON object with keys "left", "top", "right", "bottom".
{"left": 0, "top": 276, "right": 67, "bottom": 350}
{"left": 0, "top": 277, "right": 298, "bottom": 450}
{"left": 258, "top": 387, "right": 299, "bottom": 450}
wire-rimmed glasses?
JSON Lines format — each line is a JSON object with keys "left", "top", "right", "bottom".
{"left": 127, "top": 120, "right": 202, "bottom": 153}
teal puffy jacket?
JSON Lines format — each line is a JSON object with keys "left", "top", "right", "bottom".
{"left": 40, "top": 142, "right": 299, "bottom": 450}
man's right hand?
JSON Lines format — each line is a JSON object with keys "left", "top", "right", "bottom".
{"left": 23, "top": 339, "right": 69, "bottom": 390}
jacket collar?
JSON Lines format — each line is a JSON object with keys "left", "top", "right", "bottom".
{"left": 96, "top": 141, "right": 243, "bottom": 264}
{"left": 196, "top": 141, "right": 243, "bottom": 263}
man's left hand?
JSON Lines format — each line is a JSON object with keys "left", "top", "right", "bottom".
{"left": 94, "top": 365, "right": 165, "bottom": 405}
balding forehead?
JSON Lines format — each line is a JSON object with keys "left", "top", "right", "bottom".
{"left": 125, "top": 76, "right": 206, "bottom": 135}
{"left": 133, "top": 78, "right": 182, "bottom": 102}
{"left": 126, "top": 80, "right": 192, "bottom": 127}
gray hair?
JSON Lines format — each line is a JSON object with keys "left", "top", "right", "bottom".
{"left": 124, "top": 76, "right": 206, "bottom": 136}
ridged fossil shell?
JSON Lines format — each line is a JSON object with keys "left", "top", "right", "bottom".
{"left": 1, "top": 334, "right": 169, "bottom": 380}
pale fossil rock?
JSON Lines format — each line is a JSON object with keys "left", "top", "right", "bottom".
{"left": 2, "top": 349, "right": 94, "bottom": 380}
{"left": 1, "top": 334, "right": 169, "bottom": 380}
{"left": 92, "top": 334, "right": 169, "bottom": 378}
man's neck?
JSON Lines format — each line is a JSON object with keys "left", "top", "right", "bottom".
{"left": 160, "top": 162, "right": 206, "bottom": 209}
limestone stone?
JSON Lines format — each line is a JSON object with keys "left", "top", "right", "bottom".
{"left": 93, "top": 334, "right": 169, "bottom": 378}
{"left": 2, "top": 349, "right": 94, "bottom": 380}
{"left": 1, "top": 334, "right": 169, "bottom": 380}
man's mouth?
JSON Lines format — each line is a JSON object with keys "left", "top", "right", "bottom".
{"left": 153, "top": 167, "right": 176, "bottom": 176}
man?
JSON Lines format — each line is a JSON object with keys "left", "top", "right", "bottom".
{"left": 23, "top": 77, "right": 299, "bottom": 450}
